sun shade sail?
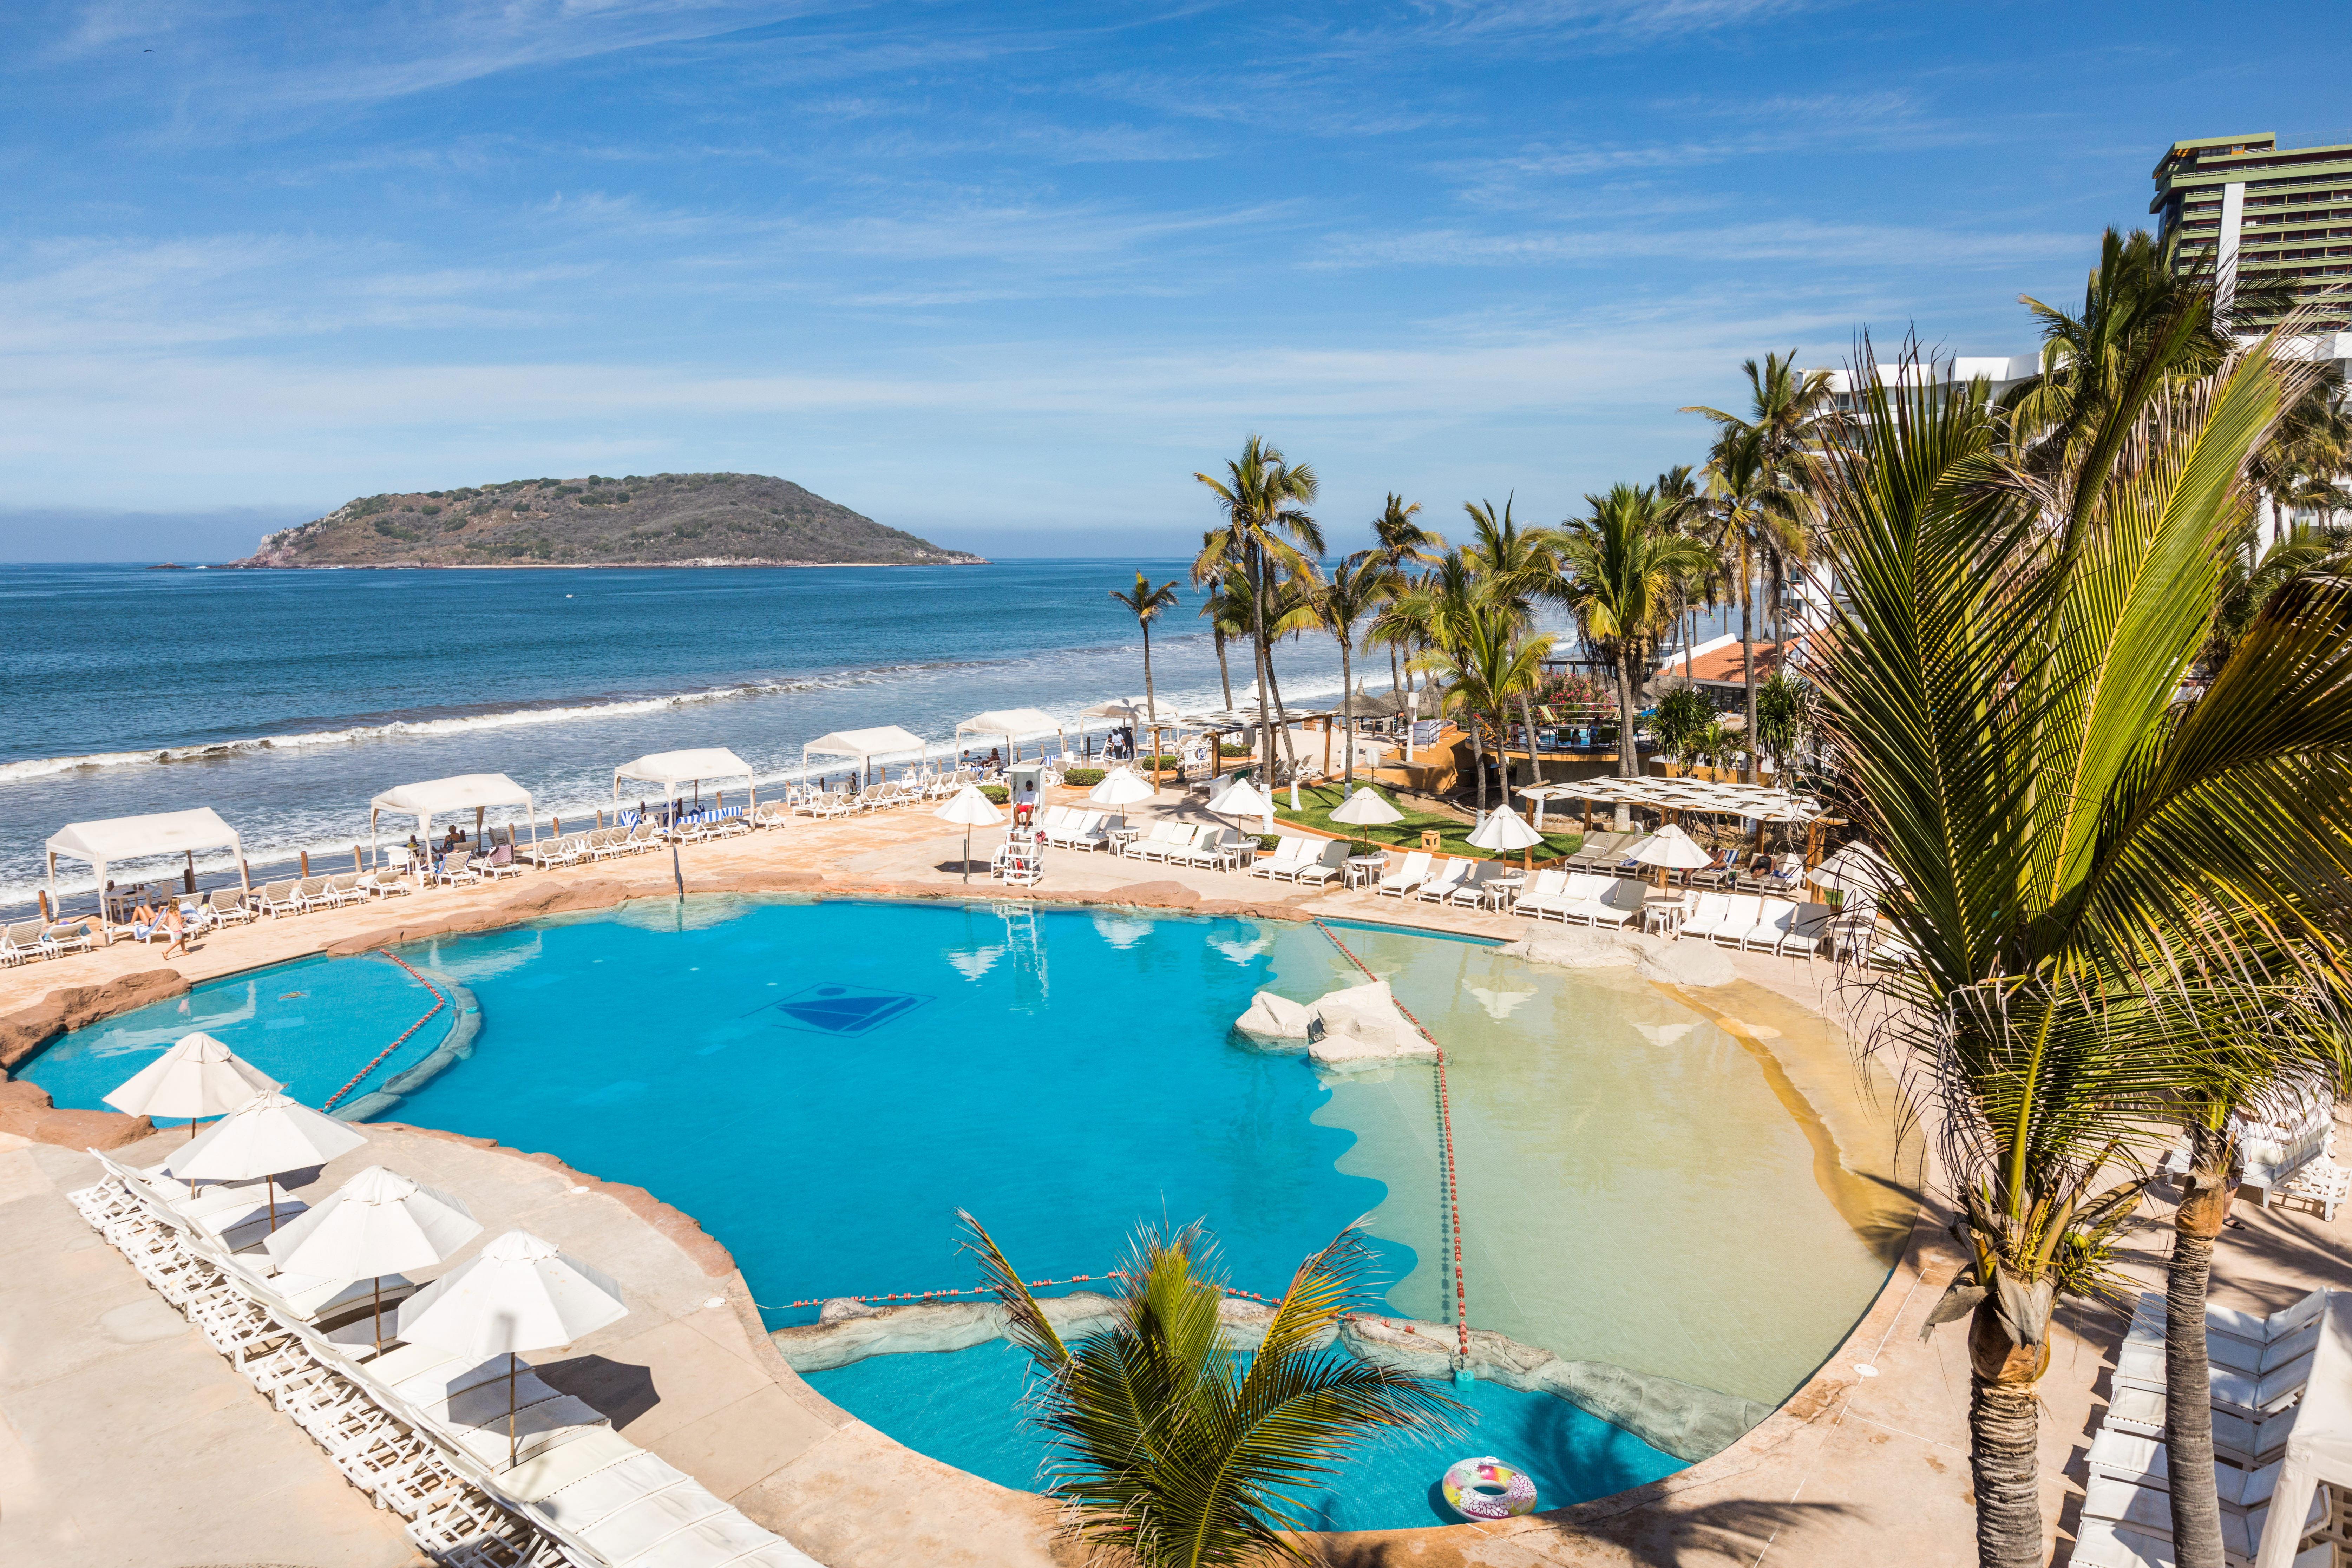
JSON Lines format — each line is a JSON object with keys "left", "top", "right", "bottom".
{"left": 370, "top": 774, "right": 535, "bottom": 817}
{"left": 48, "top": 807, "right": 242, "bottom": 867}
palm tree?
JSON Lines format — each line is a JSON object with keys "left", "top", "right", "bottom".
{"left": 1370, "top": 494, "right": 1441, "bottom": 694}
{"left": 1558, "top": 484, "right": 1716, "bottom": 825}
{"left": 1110, "top": 571, "right": 1182, "bottom": 741}
{"left": 1412, "top": 602, "right": 1551, "bottom": 818}
{"left": 1311, "top": 552, "right": 1393, "bottom": 786}
{"left": 1196, "top": 438, "right": 1325, "bottom": 787}
{"left": 1461, "top": 496, "right": 1562, "bottom": 792}
{"left": 1198, "top": 549, "right": 1252, "bottom": 711}
{"left": 963, "top": 1214, "right": 1462, "bottom": 1568}
{"left": 1653, "top": 463, "right": 1713, "bottom": 683}
{"left": 1684, "top": 351, "right": 1834, "bottom": 653}
{"left": 1810, "top": 336, "right": 2352, "bottom": 1568}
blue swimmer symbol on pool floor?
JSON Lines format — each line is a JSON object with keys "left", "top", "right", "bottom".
{"left": 766, "top": 984, "right": 932, "bottom": 1037}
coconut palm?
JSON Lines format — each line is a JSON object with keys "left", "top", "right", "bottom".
{"left": 963, "top": 1213, "right": 1461, "bottom": 1568}
{"left": 1198, "top": 549, "right": 1253, "bottom": 711}
{"left": 1110, "top": 571, "right": 1183, "bottom": 734}
{"left": 1413, "top": 602, "right": 1552, "bottom": 818}
{"left": 1196, "top": 438, "right": 1325, "bottom": 786}
{"left": 1810, "top": 334, "right": 2352, "bottom": 1568}
{"left": 1310, "top": 552, "right": 1394, "bottom": 786}
{"left": 1461, "top": 496, "right": 1564, "bottom": 792}
{"left": 1698, "top": 428, "right": 1802, "bottom": 778}
{"left": 1558, "top": 485, "right": 1716, "bottom": 825}
{"left": 1684, "top": 351, "right": 1833, "bottom": 652}
{"left": 1370, "top": 494, "right": 1441, "bottom": 695}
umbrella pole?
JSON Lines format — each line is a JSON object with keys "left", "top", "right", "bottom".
{"left": 963, "top": 828, "right": 972, "bottom": 884}
{"left": 509, "top": 1359, "right": 519, "bottom": 1468}
{"left": 372, "top": 1275, "right": 384, "bottom": 1352}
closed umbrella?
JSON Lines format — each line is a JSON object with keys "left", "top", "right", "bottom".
{"left": 1631, "top": 822, "right": 1714, "bottom": 887}
{"left": 103, "top": 1032, "right": 279, "bottom": 1138}
{"left": 162, "top": 1089, "right": 368, "bottom": 1227}
{"left": 395, "top": 1229, "right": 628, "bottom": 1467}
{"left": 1466, "top": 805, "right": 1545, "bottom": 871}
{"left": 264, "top": 1165, "right": 482, "bottom": 1350}
{"left": 1087, "top": 765, "right": 1157, "bottom": 832}
{"left": 934, "top": 785, "right": 1005, "bottom": 884}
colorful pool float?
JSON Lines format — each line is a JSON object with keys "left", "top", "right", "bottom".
{"left": 1441, "top": 1455, "right": 1538, "bottom": 1520}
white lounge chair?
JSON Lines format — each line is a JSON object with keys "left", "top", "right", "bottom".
{"left": 1374, "top": 851, "right": 1431, "bottom": 898}
{"left": 253, "top": 880, "right": 303, "bottom": 918}
{"left": 1513, "top": 869, "right": 1568, "bottom": 918}
{"left": 1249, "top": 837, "right": 1312, "bottom": 879}
{"left": 1290, "top": 840, "right": 1351, "bottom": 887}
{"left": 1415, "top": 858, "right": 1470, "bottom": 903}
{"left": 1709, "top": 894, "right": 1764, "bottom": 946}
{"left": 1736, "top": 897, "right": 1798, "bottom": 951}
{"left": 1575, "top": 877, "right": 1646, "bottom": 928}
{"left": 1675, "top": 892, "right": 1733, "bottom": 940}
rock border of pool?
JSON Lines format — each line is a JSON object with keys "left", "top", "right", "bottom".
{"left": 0, "top": 805, "right": 2030, "bottom": 1566}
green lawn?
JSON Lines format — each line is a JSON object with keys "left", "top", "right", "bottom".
{"left": 1269, "top": 782, "right": 1585, "bottom": 862}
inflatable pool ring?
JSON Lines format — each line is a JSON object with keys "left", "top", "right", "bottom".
{"left": 1441, "top": 1455, "right": 1537, "bottom": 1521}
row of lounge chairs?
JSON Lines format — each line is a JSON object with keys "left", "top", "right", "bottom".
{"left": 787, "top": 772, "right": 980, "bottom": 816}
{"left": 1123, "top": 821, "right": 1261, "bottom": 872}
{"left": 1368, "top": 852, "right": 1513, "bottom": 907}
{"left": 1036, "top": 806, "right": 1112, "bottom": 850}
{"left": 1561, "top": 833, "right": 1808, "bottom": 895}
{"left": 1249, "top": 836, "right": 1352, "bottom": 886}
{"left": 70, "top": 1151, "right": 816, "bottom": 1568}
{"left": 525, "top": 825, "right": 666, "bottom": 867}
{"left": 2076, "top": 1286, "right": 2340, "bottom": 1568}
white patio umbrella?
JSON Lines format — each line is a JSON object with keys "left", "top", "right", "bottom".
{"left": 1809, "top": 841, "right": 1903, "bottom": 897}
{"left": 103, "top": 1032, "right": 280, "bottom": 1139}
{"left": 1208, "top": 776, "right": 1276, "bottom": 835}
{"left": 1328, "top": 787, "right": 1406, "bottom": 827}
{"left": 1467, "top": 805, "right": 1546, "bottom": 871}
{"left": 1088, "top": 766, "right": 1157, "bottom": 831}
{"left": 161, "top": 1090, "right": 368, "bottom": 1226}
{"left": 1631, "top": 822, "right": 1715, "bottom": 887}
{"left": 934, "top": 785, "right": 1005, "bottom": 884}
{"left": 264, "top": 1166, "right": 483, "bottom": 1350}
{"left": 394, "top": 1229, "right": 628, "bottom": 1468}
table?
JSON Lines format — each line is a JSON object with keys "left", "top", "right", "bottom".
{"left": 1344, "top": 854, "right": 1390, "bottom": 890}
{"left": 1644, "top": 894, "right": 1692, "bottom": 936}
{"left": 1479, "top": 874, "right": 1526, "bottom": 911}
{"left": 1106, "top": 827, "right": 1143, "bottom": 855}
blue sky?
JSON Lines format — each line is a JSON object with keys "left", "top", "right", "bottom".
{"left": 5, "top": 1, "right": 2348, "bottom": 560}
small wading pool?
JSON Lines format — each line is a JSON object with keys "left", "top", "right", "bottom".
{"left": 23, "top": 895, "right": 1915, "bottom": 1529}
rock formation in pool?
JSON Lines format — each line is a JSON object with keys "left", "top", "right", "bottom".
{"left": 1233, "top": 980, "right": 1435, "bottom": 1070}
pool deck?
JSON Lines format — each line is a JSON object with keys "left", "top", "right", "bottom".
{"left": 3, "top": 789, "right": 2347, "bottom": 1568}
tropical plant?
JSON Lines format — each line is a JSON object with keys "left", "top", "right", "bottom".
{"left": 1684, "top": 350, "right": 1833, "bottom": 653}
{"left": 1310, "top": 551, "right": 1395, "bottom": 786}
{"left": 1198, "top": 551, "right": 1254, "bottom": 712}
{"left": 1558, "top": 484, "right": 1716, "bottom": 824}
{"left": 1810, "top": 334, "right": 2352, "bottom": 1568}
{"left": 964, "top": 1214, "right": 1462, "bottom": 1568}
{"left": 1751, "top": 669, "right": 1811, "bottom": 782}
{"left": 1370, "top": 494, "right": 1441, "bottom": 694}
{"left": 1696, "top": 428, "right": 1790, "bottom": 774}
{"left": 1413, "top": 602, "right": 1553, "bottom": 816}
{"left": 2201, "top": 522, "right": 2351, "bottom": 673}
{"left": 1196, "top": 439, "right": 1325, "bottom": 784}
{"left": 1111, "top": 571, "right": 1184, "bottom": 733}
{"left": 1462, "top": 496, "right": 1564, "bottom": 791}
{"left": 1652, "top": 685, "right": 1715, "bottom": 772}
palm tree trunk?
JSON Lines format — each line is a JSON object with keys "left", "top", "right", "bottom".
{"left": 1741, "top": 546, "right": 1759, "bottom": 784}
{"left": 1390, "top": 645, "right": 1401, "bottom": 696}
{"left": 1141, "top": 623, "right": 1157, "bottom": 736}
{"left": 1266, "top": 655, "right": 1298, "bottom": 772}
{"left": 1613, "top": 650, "right": 1637, "bottom": 831}
{"left": 1967, "top": 1371, "right": 2046, "bottom": 1568}
{"left": 1340, "top": 644, "right": 1356, "bottom": 786}
{"left": 1250, "top": 541, "right": 1275, "bottom": 785}
{"left": 1468, "top": 718, "right": 1487, "bottom": 815}
{"left": 1517, "top": 691, "right": 1542, "bottom": 788}
{"left": 2166, "top": 1124, "right": 2236, "bottom": 1568}
{"left": 1214, "top": 628, "right": 1232, "bottom": 710}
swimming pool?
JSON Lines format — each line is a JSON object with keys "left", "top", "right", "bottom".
{"left": 22, "top": 894, "right": 1913, "bottom": 1528}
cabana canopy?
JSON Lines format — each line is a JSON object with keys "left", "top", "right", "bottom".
{"left": 613, "top": 748, "right": 756, "bottom": 811}
{"left": 47, "top": 807, "right": 248, "bottom": 911}
{"left": 955, "top": 710, "right": 1065, "bottom": 760}
{"left": 368, "top": 774, "right": 537, "bottom": 860}
{"left": 800, "top": 726, "right": 928, "bottom": 779}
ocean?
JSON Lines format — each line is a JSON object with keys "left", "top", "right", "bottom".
{"left": 0, "top": 560, "right": 1365, "bottom": 917}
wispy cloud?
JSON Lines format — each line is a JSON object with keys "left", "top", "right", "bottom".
{"left": 1316, "top": 216, "right": 2082, "bottom": 271}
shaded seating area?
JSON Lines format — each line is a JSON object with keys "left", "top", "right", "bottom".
{"left": 43, "top": 807, "right": 253, "bottom": 950}
{"left": 370, "top": 775, "right": 542, "bottom": 888}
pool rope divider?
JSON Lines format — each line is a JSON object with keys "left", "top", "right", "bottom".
{"left": 319, "top": 950, "right": 448, "bottom": 1114}
{"left": 761, "top": 1272, "right": 1293, "bottom": 1312}
{"left": 1310, "top": 919, "right": 1474, "bottom": 1375}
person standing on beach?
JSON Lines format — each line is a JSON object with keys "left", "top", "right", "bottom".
{"left": 160, "top": 902, "right": 193, "bottom": 959}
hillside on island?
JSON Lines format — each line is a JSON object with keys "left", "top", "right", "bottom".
{"left": 233, "top": 472, "right": 986, "bottom": 568}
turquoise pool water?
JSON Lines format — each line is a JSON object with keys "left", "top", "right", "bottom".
{"left": 802, "top": 1340, "right": 1683, "bottom": 1531}
{"left": 24, "top": 893, "right": 1912, "bottom": 1528}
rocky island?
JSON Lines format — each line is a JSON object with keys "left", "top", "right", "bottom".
{"left": 231, "top": 471, "right": 986, "bottom": 568}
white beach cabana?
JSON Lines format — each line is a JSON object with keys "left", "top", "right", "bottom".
{"left": 46, "top": 807, "right": 249, "bottom": 919}
{"left": 954, "top": 710, "right": 1067, "bottom": 766}
{"left": 612, "top": 747, "right": 756, "bottom": 816}
{"left": 800, "top": 726, "right": 928, "bottom": 787}
{"left": 368, "top": 774, "right": 538, "bottom": 866}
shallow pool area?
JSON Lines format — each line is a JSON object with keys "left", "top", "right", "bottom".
{"left": 20, "top": 893, "right": 1916, "bottom": 1529}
